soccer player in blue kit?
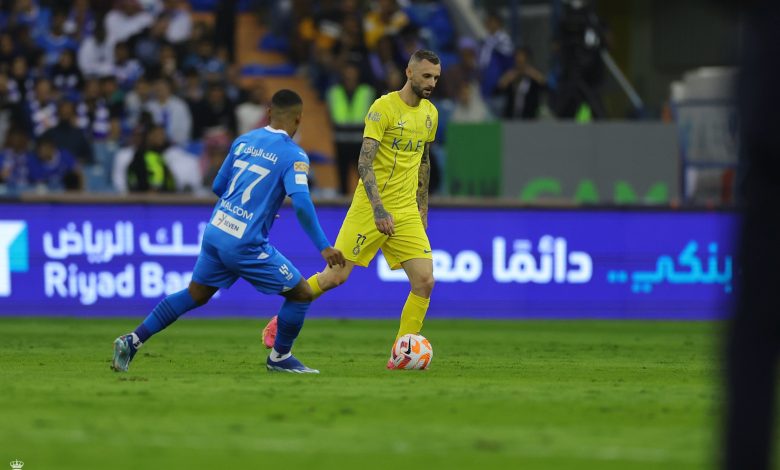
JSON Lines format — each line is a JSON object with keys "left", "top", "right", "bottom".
{"left": 111, "top": 89, "right": 345, "bottom": 374}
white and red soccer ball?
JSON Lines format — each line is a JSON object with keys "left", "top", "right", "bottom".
{"left": 391, "top": 334, "right": 433, "bottom": 370}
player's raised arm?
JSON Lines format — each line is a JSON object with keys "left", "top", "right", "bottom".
{"left": 358, "top": 137, "right": 395, "bottom": 236}
{"left": 289, "top": 192, "right": 345, "bottom": 268}
{"left": 417, "top": 143, "right": 431, "bottom": 230}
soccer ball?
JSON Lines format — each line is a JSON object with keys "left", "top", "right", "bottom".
{"left": 391, "top": 334, "right": 433, "bottom": 370}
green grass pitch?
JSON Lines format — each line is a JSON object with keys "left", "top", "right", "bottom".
{"left": 0, "top": 317, "right": 744, "bottom": 469}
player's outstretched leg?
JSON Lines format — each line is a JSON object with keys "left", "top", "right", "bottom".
{"left": 111, "top": 282, "right": 216, "bottom": 372}
{"left": 266, "top": 279, "right": 319, "bottom": 373}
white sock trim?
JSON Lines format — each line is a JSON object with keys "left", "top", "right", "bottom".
{"left": 269, "top": 348, "right": 292, "bottom": 362}
{"left": 130, "top": 333, "right": 143, "bottom": 349}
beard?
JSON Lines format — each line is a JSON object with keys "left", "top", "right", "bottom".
{"left": 411, "top": 81, "right": 431, "bottom": 99}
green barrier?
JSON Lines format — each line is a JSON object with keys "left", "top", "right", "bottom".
{"left": 444, "top": 121, "right": 502, "bottom": 196}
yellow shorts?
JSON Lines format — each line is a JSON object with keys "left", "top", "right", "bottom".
{"left": 334, "top": 205, "right": 432, "bottom": 270}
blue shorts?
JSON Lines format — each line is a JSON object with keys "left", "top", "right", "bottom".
{"left": 191, "top": 239, "right": 303, "bottom": 294}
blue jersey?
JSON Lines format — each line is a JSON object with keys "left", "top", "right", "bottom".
{"left": 204, "top": 126, "right": 310, "bottom": 255}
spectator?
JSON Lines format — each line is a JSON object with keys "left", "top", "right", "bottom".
{"left": 124, "top": 74, "right": 153, "bottom": 127}
{"left": 0, "top": 33, "right": 16, "bottom": 72}
{"left": 326, "top": 62, "right": 375, "bottom": 195}
{"left": 442, "top": 37, "right": 481, "bottom": 101}
{"left": 191, "top": 81, "right": 237, "bottom": 139}
{"left": 28, "top": 134, "right": 81, "bottom": 192}
{"left": 478, "top": 10, "right": 514, "bottom": 101}
{"left": 11, "top": 24, "right": 43, "bottom": 67}
{"left": 0, "top": 73, "right": 27, "bottom": 146}
{"left": 77, "top": 22, "right": 114, "bottom": 78}
{"left": 0, "top": 126, "right": 33, "bottom": 191}
{"left": 113, "top": 41, "right": 144, "bottom": 90}
{"left": 124, "top": 124, "right": 177, "bottom": 193}
{"left": 77, "top": 77, "right": 111, "bottom": 140}
{"left": 144, "top": 76, "right": 192, "bottom": 145}
{"left": 290, "top": 0, "right": 319, "bottom": 67}
{"left": 498, "top": 47, "right": 546, "bottom": 119}
{"left": 63, "top": 0, "right": 96, "bottom": 41}
{"left": 551, "top": 0, "right": 608, "bottom": 119}
{"left": 40, "top": 99, "right": 93, "bottom": 165}
{"left": 235, "top": 84, "right": 267, "bottom": 135}
{"left": 100, "top": 76, "right": 125, "bottom": 118}
{"left": 397, "top": 24, "right": 427, "bottom": 64}
{"left": 450, "top": 81, "right": 491, "bottom": 123}
{"left": 213, "top": 0, "right": 236, "bottom": 62}
{"left": 332, "top": 14, "right": 371, "bottom": 82}
{"left": 7, "top": 0, "right": 49, "bottom": 39}
{"left": 182, "top": 38, "right": 226, "bottom": 81}
{"left": 28, "top": 77, "right": 58, "bottom": 136}
{"left": 151, "top": 125, "right": 202, "bottom": 193}
{"left": 7, "top": 56, "right": 33, "bottom": 106}
{"left": 200, "top": 128, "right": 230, "bottom": 187}
{"left": 363, "top": 0, "right": 409, "bottom": 50}
{"left": 131, "top": 17, "right": 170, "bottom": 68}
{"left": 104, "top": 0, "right": 154, "bottom": 45}
{"left": 224, "top": 63, "right": 248, "bottom": 103}
{"left": 368, "top": 34, "right": 403, "bottom": 94}
{"left": 111, "top": 118, "right": 146, "bottom": 193}
{"left": 160, "top": 0, "right": 192, "bottom": 45}
{"left": 36, "top": 7, "right": 78, "bottom": 67}
{"left": 157, "top": 43, "right": 180, "bottom": 82}
{"left": 181, "top": 67, "right": 203, "bottom": 109}
{"left": 119, "top": 123, "right": 201, "bottom": 193}
{"left": 50, "top": 48, "right": 83, "bottom": 98}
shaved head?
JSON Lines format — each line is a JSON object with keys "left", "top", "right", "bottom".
{"left": 407, "top": 49, "right": 440, "bottom": 67}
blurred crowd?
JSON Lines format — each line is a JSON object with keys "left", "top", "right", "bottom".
{"left": 268, "top": 0, "right": 559, "bottom": 194}
{"left": 0, "top": 0, "right": 607, "bottom": 196}
{"left": 0, "top": 0, "right": 264, "bottom": 196}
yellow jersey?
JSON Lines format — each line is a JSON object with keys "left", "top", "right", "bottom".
{"left": 353, "top": 91, "right": 439, "bottom": 213}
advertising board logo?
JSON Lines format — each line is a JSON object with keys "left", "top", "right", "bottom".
{"left": 0, "top": 221, "right": 28, "bottom": 297}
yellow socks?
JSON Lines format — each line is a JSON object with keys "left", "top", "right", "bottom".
{"left": 307, "top": 274, "right": 324, "bottom": 301}
{"left": 396, "top": 291, "right": 430, "bottom": 340}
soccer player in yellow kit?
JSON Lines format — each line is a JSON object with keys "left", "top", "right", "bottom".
{"left": 263, "top": 49, "right": 441, "bottom": 369}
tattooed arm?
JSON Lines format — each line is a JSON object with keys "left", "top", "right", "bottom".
{"left": 417, "top": 143, "right": 431, "bottom": 230}
{"left": 357, "top": 137, "right": 394, "bottom": 235}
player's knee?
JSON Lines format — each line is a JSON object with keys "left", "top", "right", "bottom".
{"left": 286, "top": 279, "right": 314, "bottom": 302}
{"left": 188, "top": 283, "right": 214, "bottom": 306}
{"left": 332, "top": 270, "right": 350, "bottom": 287}
{"left": 289, "top": 289, "right": 314, "bottom": 303}
{"left": 414, "top": 274, "right": 435, "bottom": 297}
{"left": 320, "top": 269, "right": 349, "bottom": 289}
{"left": 190, "top": 292, "right": 210, "bottom": 306}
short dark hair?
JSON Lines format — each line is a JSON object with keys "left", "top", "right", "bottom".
{"left": 271, "top": 89, "right": 303, "bottom": 109}
{"left": 410, "top": 49, "right": 440, "bottom": 65}
{"left": 37, "top": 134, "right": 56, "bottom": 147}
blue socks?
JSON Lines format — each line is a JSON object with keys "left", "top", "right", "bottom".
{"left": 134, "top": 289, "right": 199, "bottom": 343}
{"left": 272, "top": 300, "right": 311, "bottom": 356}
{"left": 132, "top": 289, "right": 309, "bottom": 358}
